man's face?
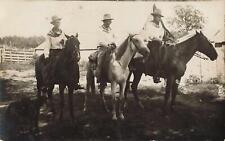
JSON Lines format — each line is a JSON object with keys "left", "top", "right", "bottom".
{"left": 103, "top": 19, "right": 112, "bottom": 28}
{"left": 54, "top": 21, "right": 61, "bottom": 28}
{"left": 153, "top": 15, "right": 161, "bottom": 23}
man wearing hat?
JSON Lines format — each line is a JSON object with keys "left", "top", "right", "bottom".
{"left": 92, "top": 13, "right": 117, "bottom": 84}
{"left": 44, "top": 15, "right": 66, "bottom": 59}
{"left": 44, "top": 15, "right": 83, "bottom": 89}
{"left": 140, "top": 4, "right": 175, "bottom": 83}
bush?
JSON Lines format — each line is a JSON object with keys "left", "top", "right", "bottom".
{"left": 79, "top": 60, "right": 88, "bottom": 71}
{"left": 185, "top": 75, "right": 201, "bottom": 84}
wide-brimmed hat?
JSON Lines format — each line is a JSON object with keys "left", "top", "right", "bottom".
{"left": 50, "top": 15, "right": 62, "bottom": 25}
{"left": 151, "top": 4, "right": 163, "bottom": 17}
{"left": 102, "top": 14, "right": 114, "bottom": 21}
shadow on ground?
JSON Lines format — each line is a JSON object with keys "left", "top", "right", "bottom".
{"left": 0, "top": 78, "right": 225, "bottom": 141}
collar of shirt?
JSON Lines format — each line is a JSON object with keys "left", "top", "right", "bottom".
{"left": 151, "top": 21, "right": 162, "bottom": 28}
{"left": 101, "top": 25, "right": 112, "bottom": 33}
{"left": 48, "top": 28, "right": 63, "bottom": 37}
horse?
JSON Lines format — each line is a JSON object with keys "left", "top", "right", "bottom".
{"left": 125, "top": 31, "right": 218, "bottom": 112}
{"left": 35, "top": 34, "right": 80, "bottom": 121}
{"left": 85, "top": 34, "right": 150, "bottom": 120}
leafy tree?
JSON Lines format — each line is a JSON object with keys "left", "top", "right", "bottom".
{"left": 168, "top": 5, "right": 206, "bottom": 39}
{"left": 0, "top": 36, "right": 45, "bottom": 49}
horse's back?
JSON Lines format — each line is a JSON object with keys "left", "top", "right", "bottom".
{"left": 131, "top": 43, "right": 180, "bottom": 77}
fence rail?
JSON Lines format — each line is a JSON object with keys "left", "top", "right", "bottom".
{"left": 0, "top": 46, "right": 34, "bottom": 63}
{"left": 0, "top": 45, "right": 98, "bottom": 63}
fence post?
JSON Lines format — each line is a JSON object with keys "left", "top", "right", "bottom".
{"left": 2, "top": 45, "right": 5, "bottom": 62}
{"left": 0, "top": 48, "right": 2, "bottom": 63}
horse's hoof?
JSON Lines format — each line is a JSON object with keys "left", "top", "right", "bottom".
{"left": 124, "top": 102, "right": 128, "bottom": 109}
{"left": 47, "top": 111, "right": 53, "bottom": 116}
{"left": 161, "top": 107, "right": 168, "bottom": 116}
{"left": 112, "top": 115, "right": 117, "bottom": 120}
{"left": 104, "top": 107, "right": 110, "bottom": 113}
{"left": 59, "top": 117, "right": 63, "bottom": 121}
{"left": 138, "top": 102, "right": 145, "bottom": 109}
{"left": 71, "top": 116, "right": 75, "bottom": 121}
{"left": 170, "top": 106, "right": 176, "bottom": 113}
{"left": 83, "top": 107, "right": 87, "bottom": 112}
{"left": 119, "top": 114, "right": 125, "bottom": 120}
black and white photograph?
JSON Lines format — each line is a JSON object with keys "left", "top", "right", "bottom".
{"left": 0, "top": 0, "right": 224, "bottom": 141}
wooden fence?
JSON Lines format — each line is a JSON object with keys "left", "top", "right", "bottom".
{"left": 0, "top": 46, "right": 34, "bottom": 63}
{"left": 0, "top": 45, "right": 98, "bottom": 63}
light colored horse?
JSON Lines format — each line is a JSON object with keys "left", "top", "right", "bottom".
{"left": 85, "top": 35, "right": 150, "bottom": 120}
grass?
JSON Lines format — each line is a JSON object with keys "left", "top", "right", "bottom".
{"left": 0, "top": 62, "right": 34, "bottom": 71}
{"left": 0, "top": 64, "right": 224, "bottom": 140}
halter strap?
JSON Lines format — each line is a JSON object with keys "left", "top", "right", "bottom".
{"left": 194, "top": 52, "right": 209, "bottom": 60}
{"left": 128, "top": 34, "right": 139, "bottom": 51}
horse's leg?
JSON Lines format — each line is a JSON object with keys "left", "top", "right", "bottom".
{"left": 59, "top": 84, "right": 66, "bottom": 120}
{"left": 131, "top": 71, "right": 144, "bottom": 109}
{"left": 68, "top": 85, "right": 75, "bottom": 120}
{"left": 171, "top": 78, "right": 180, "bottom": 112}
{"left": 84, "top": 71, "right": 90, "bottom": 112}
{"left": 124, "top": 71, "right": 132, "bottom": 108}
{"left": 118, "top": 82, "right": 126, "bottom": 120}
{"left": 83, "top": 91, "right": 87, "bottom": 112}
{"left": 100, "top": 84, "right": 109, "bottom": 112}
{"left": 91, "top": 75, "right": 96, "bottom": 95}
{"left": 163, "top": 76, "right": 175, "bottom": 113}
{"left": 111, "top": 82, "right": 117, "bottom": 120}
{"left": 47, "top": 85, "right": 55, "bottom": 118}
{"left": 84, "top": 72, "right": 95, "bottom": 112}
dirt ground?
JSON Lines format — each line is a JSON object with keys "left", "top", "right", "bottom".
{"left": 0, "top": 63, "right": 224, "bottom": 141}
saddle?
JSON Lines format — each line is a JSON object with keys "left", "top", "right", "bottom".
{"left": 41, "top": 49, "right": 62, "bottom": 84}
{"left": 88, "top": 47, "right": 114, "bottom": 82}
{"left": 129, "top": 41, "right": 173, "bottom": 77}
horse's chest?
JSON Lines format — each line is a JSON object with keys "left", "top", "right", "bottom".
{"left": 109, "top": 62, "right": 129, "bottom": 81}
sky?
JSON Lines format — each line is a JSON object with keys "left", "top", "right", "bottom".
{"left": 0, "top": 1, "right": 224, "bottom": 49}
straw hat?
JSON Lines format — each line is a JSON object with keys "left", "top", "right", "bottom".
{"left": 102, "top": 14, "right": 114, "bottom": 21}
{"left": 151, "top": 4, "right": 163, "bottom": 17}
{"left": 50, "top": 15, "right": 62, "bottom": 25}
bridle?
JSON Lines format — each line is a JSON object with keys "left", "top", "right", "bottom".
{"left": 194, "top": 52, "right": 209, "bottom": 60}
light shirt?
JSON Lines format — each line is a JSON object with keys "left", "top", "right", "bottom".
{"left": 140, "top": 20, "right": 164, "bottom": 41}
{"left": 43, "top": 29, "right": 66, "bottom": 58}
{"left": 47, "top": 33, "right": 66, "bottom": 49}
{"left": 97, "top": 25, "right": 116, "bottom": 47}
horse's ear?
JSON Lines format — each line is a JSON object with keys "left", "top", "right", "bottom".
{"left": 196, "top": 30, "right": 199, "bottom": 34}
{"left": 76, "top": 33, "right": 78, "bottom": 38}
{"left": 200, "top": 31, "right": 203, "bottom": 34}
{"left": 65, "top": 34, "right": 70, "bottom": 39}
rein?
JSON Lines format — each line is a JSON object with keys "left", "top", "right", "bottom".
{"left": 194, "top": 52, "right": 209, "bottom": 60}
{"left": 128, "top": 34, "right": 139, "bottom": 51}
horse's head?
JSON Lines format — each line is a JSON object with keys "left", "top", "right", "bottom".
{"left": 129, "top": 34, "right": 150, "bottom": 59}
{"left": 196, "top": 31, "right": 218, "bottom": 61}
{"left": 64, "top": 34, "right": 80, "bottom": 62}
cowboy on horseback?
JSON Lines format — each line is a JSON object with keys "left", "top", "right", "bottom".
{"left": 89, "top": 13, "right": 117, "bottom": 85}
{"left": 43, "top": 15, "right": 83, "bottom": 89}
{"left": 44, "top": 15, "right": 66, "bottom": 60}
{"left": 140, "top": 4, "right": 175, "bottom": 83}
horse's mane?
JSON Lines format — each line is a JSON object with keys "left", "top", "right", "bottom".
{"left": 61, "top": 36, "right": 79, "bottom": 60}
{"left": 115, "top": 36, "right": 129, "bottom": 60}
{"left": 176, "top": 31, "right": 196, "bottom": 44}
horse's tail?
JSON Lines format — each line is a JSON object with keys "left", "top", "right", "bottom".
{"left": 86, "top": 61, "right": 96, "bottom": 95}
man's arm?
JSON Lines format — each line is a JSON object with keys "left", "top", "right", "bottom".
{"left": 160, "top": 20, "right": 175, "bottom": 41}
{"left": 43, "top": 35, "right": 51, "bottom": 58}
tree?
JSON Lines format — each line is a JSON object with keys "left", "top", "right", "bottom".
{"left": 0, "top": 36, "right": 45, "bottom": 49}
{"left": 168, "top": 5, "right": 206, "bottom": 38}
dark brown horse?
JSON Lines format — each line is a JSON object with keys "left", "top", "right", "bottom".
{"left": 125, "top": 31, "right": 218, "bottom": 112}
{"left": 35, "top": 34, "right": 80, "bottom": 120}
